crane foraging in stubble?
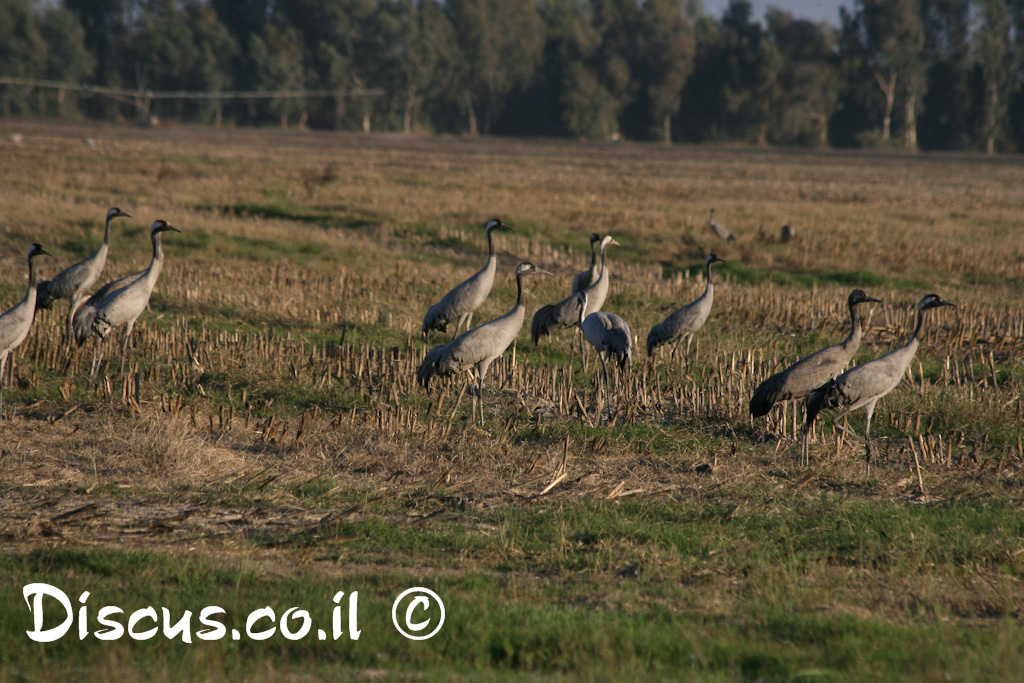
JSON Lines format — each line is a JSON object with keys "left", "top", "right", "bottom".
{"left": 572, "top": 233, "right": 602, "bottom": 295}
{"left": 73, "top": 220, "right": 180, "bottom": 377}
{"left": 0, "top": 243, "right": 50, "bottom": 419}
{"left": 804, "top": 293, "right": 956, "bottom": 471}
{"left": 577, "top": 289, "right": 632, "bottom": 393}
{"left": 422, "top": 218, "right": 514, "bottom": 341}
{"left": 36, "top": 207, "right": 131, "bottom": 347}
{"left": 647, "top": 253, "right": 725, "bottom": 366}
{"left": 532, "top": 234, "right": 619, "bottom": 345}
{"left": 418, "top": 262, "right": 550, "bottom": 424}
{"left": 708, "top": 208, "right": 736, "bottom": 243}
{"left": 749, "top": 289, "right": 882, "bottom": 465}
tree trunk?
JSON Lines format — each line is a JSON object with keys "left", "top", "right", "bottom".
{"left": 874, "top": 70, "right": 897, "bottom": 141}
{"left": 404, "top": 85, "right": 416, "bottom": 134}
{"left": 465, "top": 94, "right": 478, "bottom": 136}
{"left": 662, "top": 114, "right": 671, "bottom": 144}
{"left": 904, "top": 92, "right": 917, "bottom": 152}
{"left": 335, "top": 91, "right": 347, "bottom": 130}
{"left": 986, "top": 81, "right": 998, "bottom": 155}
{"left": 815, "top": 113, "right": 828, "bottom": 148}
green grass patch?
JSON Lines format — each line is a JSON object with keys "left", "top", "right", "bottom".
{"left": 2, "top": 495, "right": 1024, "bottom": 679}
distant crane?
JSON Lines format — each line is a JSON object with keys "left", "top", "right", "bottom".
{"left": 577, "top": 289, "right": 632, "bottom": 393}
{"left": 0, "top": 243, "right": 50, "bottom": 418}
{"left": 73, "top": 220, "right": 180, "bottom": 377}
{"left": 422, "top": 218, "right": 514, "bottom": 341}
{"left": 571, "top": 233, "right": 602, "bottom": 294}
{"left": 531, "top": 235, "right": 619, "bottom": 346}
{"left": 36, "top": 207, "right": 132, "bottom": 347}
{"left": 418, "top": 262, "right": 550, "bottom": 424}
{"left": 780, "top": 224, "right": 795, "bottom": 243}
{"left": 749, "top": 289, "right": 882, "bottom": 465}
{"left": 647, "top": 253, "right": 725, "bottom": 365}
{"left": 805, "top": 293, "right": 956, "bottom": 470}
{"left": 708, "top": 208, "right": 736, "bottom": 243}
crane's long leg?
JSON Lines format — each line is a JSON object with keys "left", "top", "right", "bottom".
{"left": 477, "top": 372, "right": 485, "bottom": 426}
{"left": 863, "top": 399, "right": 878, "bottom": 475}
{"left": 568, "top": 329, "right": 578, "bottom": 372}
{"left": 65, "top": 299, "right": 80, "bottom": 350}
{"left": 90, "top": 337, "right": 105, "bottom": 378}
{"left": 670, "top": 336, "right": 684, "bottom": 360}
{"left": 120, "top": 322, "right": 135, "bottom": 376}
{"left": 0, "top": 353, "right": 7, "bottom": 420}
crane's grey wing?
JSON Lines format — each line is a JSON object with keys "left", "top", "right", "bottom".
{"left": 72, "top": 271, "right": 146, "bottom": 345}
{"left": 530, "top": 295, "right": 581, "bottom": 344}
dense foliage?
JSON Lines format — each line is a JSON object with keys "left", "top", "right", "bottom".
{"left": 2, "top": 0, "right": 1022, "bottom": 150}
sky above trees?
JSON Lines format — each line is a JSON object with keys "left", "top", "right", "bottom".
{"left": 704, "top": 0, "right": 852, "bottom": 26}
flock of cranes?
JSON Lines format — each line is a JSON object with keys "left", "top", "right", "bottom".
{"left": 0, "top": 211, "right": 179, "bottom": 419}
{"left": 415, "top": 217, "right": 956, "bottom": 465}
{"left": 2, "top": 209, "right": 956, "bottom": 468}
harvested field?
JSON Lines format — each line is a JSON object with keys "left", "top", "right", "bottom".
{"left": 1, "top": 119, "right": 1023, "bottom": 680}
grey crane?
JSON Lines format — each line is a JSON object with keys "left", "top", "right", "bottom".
{"left": 73, "top": 220, "right": 180, "bottom": 377}
{"left": 805, "top": 293, "right": 955, "bottom": 469}
{"left": 708, "top": 208, "right": 736, "bottom": 243}
{"left": 577, "top": 289, "right": 633, "bottom": 390}
{"left": 647, "top": 253, "right": 725, "bottom": 365}
{"left": 0, "top": 243, "right": 50, "bottom": 419}
{"left": 531, "top": 234, "right": 619, "bottom": 345}
{"left": 571, "top": 233, "right": 602, "bottom": 295}
{"left": 749, "top": 289, "right": 881, "bottom": 465}
{"left": 36, "top": 207, "right": 131, "bottom": 346}
{"left": 418, "top": 262, "right": 549, "bottom": 423}
{"left": 422, "top": 218, "right": 514, "bottom": 341}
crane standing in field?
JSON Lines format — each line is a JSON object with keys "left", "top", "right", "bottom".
{"left": 422, "top": 218, "right": 514, "bottom": 341}
{"left": 418, "top": 262, "right": 550, "bottom": 424}
{"left": 577, "top": 289, "right": 632, "bottom": 404}
{"left": 36, "top": 207, "right": 131, "bottom": 348}
{"left": 571, "top": 233, "right": 602, "bottom": 295}
{"left": 708, "top": 208, "right": 736, "bottom": 243}
{"left": 74, "top": 220, "right": 181, "bottom": 378}
{"left": 0, "top": 243, "right": 50, "bottom": 419}
{"left": 749, "top": 289, "right": 882, "bottom": 465}
{"left": 647, "top": 253, "right": 725, "bottom": 366}
{"left": 531, "top": 234, "right": 619, "bottom": 348}
{"left": 805, "top": 293, "right": 956, "bottom": 471}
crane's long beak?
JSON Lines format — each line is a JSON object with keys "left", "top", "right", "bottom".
{"left": 535, "top": 267, "right": 552, "bottom": 276}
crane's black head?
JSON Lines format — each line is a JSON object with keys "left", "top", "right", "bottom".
{"left": 28, "top": 243, "right": 51, "bottom": 260}
{"left": 515, "top": 262, "right": 550, "bottom": 278}
{"left": 848, "top": 289, "right": 881, "bottom": 307}
{"left": 107, "top": 207, "right": 132, "bottom": 220}
{"left": 485, "top": 218, "right": 514, "bottom": 233}
{"left": 919, "top": 293, "right": 955, "bottom": 311}
{"left": 589, "top": 233, "right": 601, "bottom": 244}
{"left": 150, "top": 219, "right": 181, "bottom": 235}
{"left": 706, "top": 253, "right": 725, "bottom": 266}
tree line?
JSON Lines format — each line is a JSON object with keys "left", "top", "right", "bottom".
{"left": 2, "top": 0, "right": 1022, "bottom": 152}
